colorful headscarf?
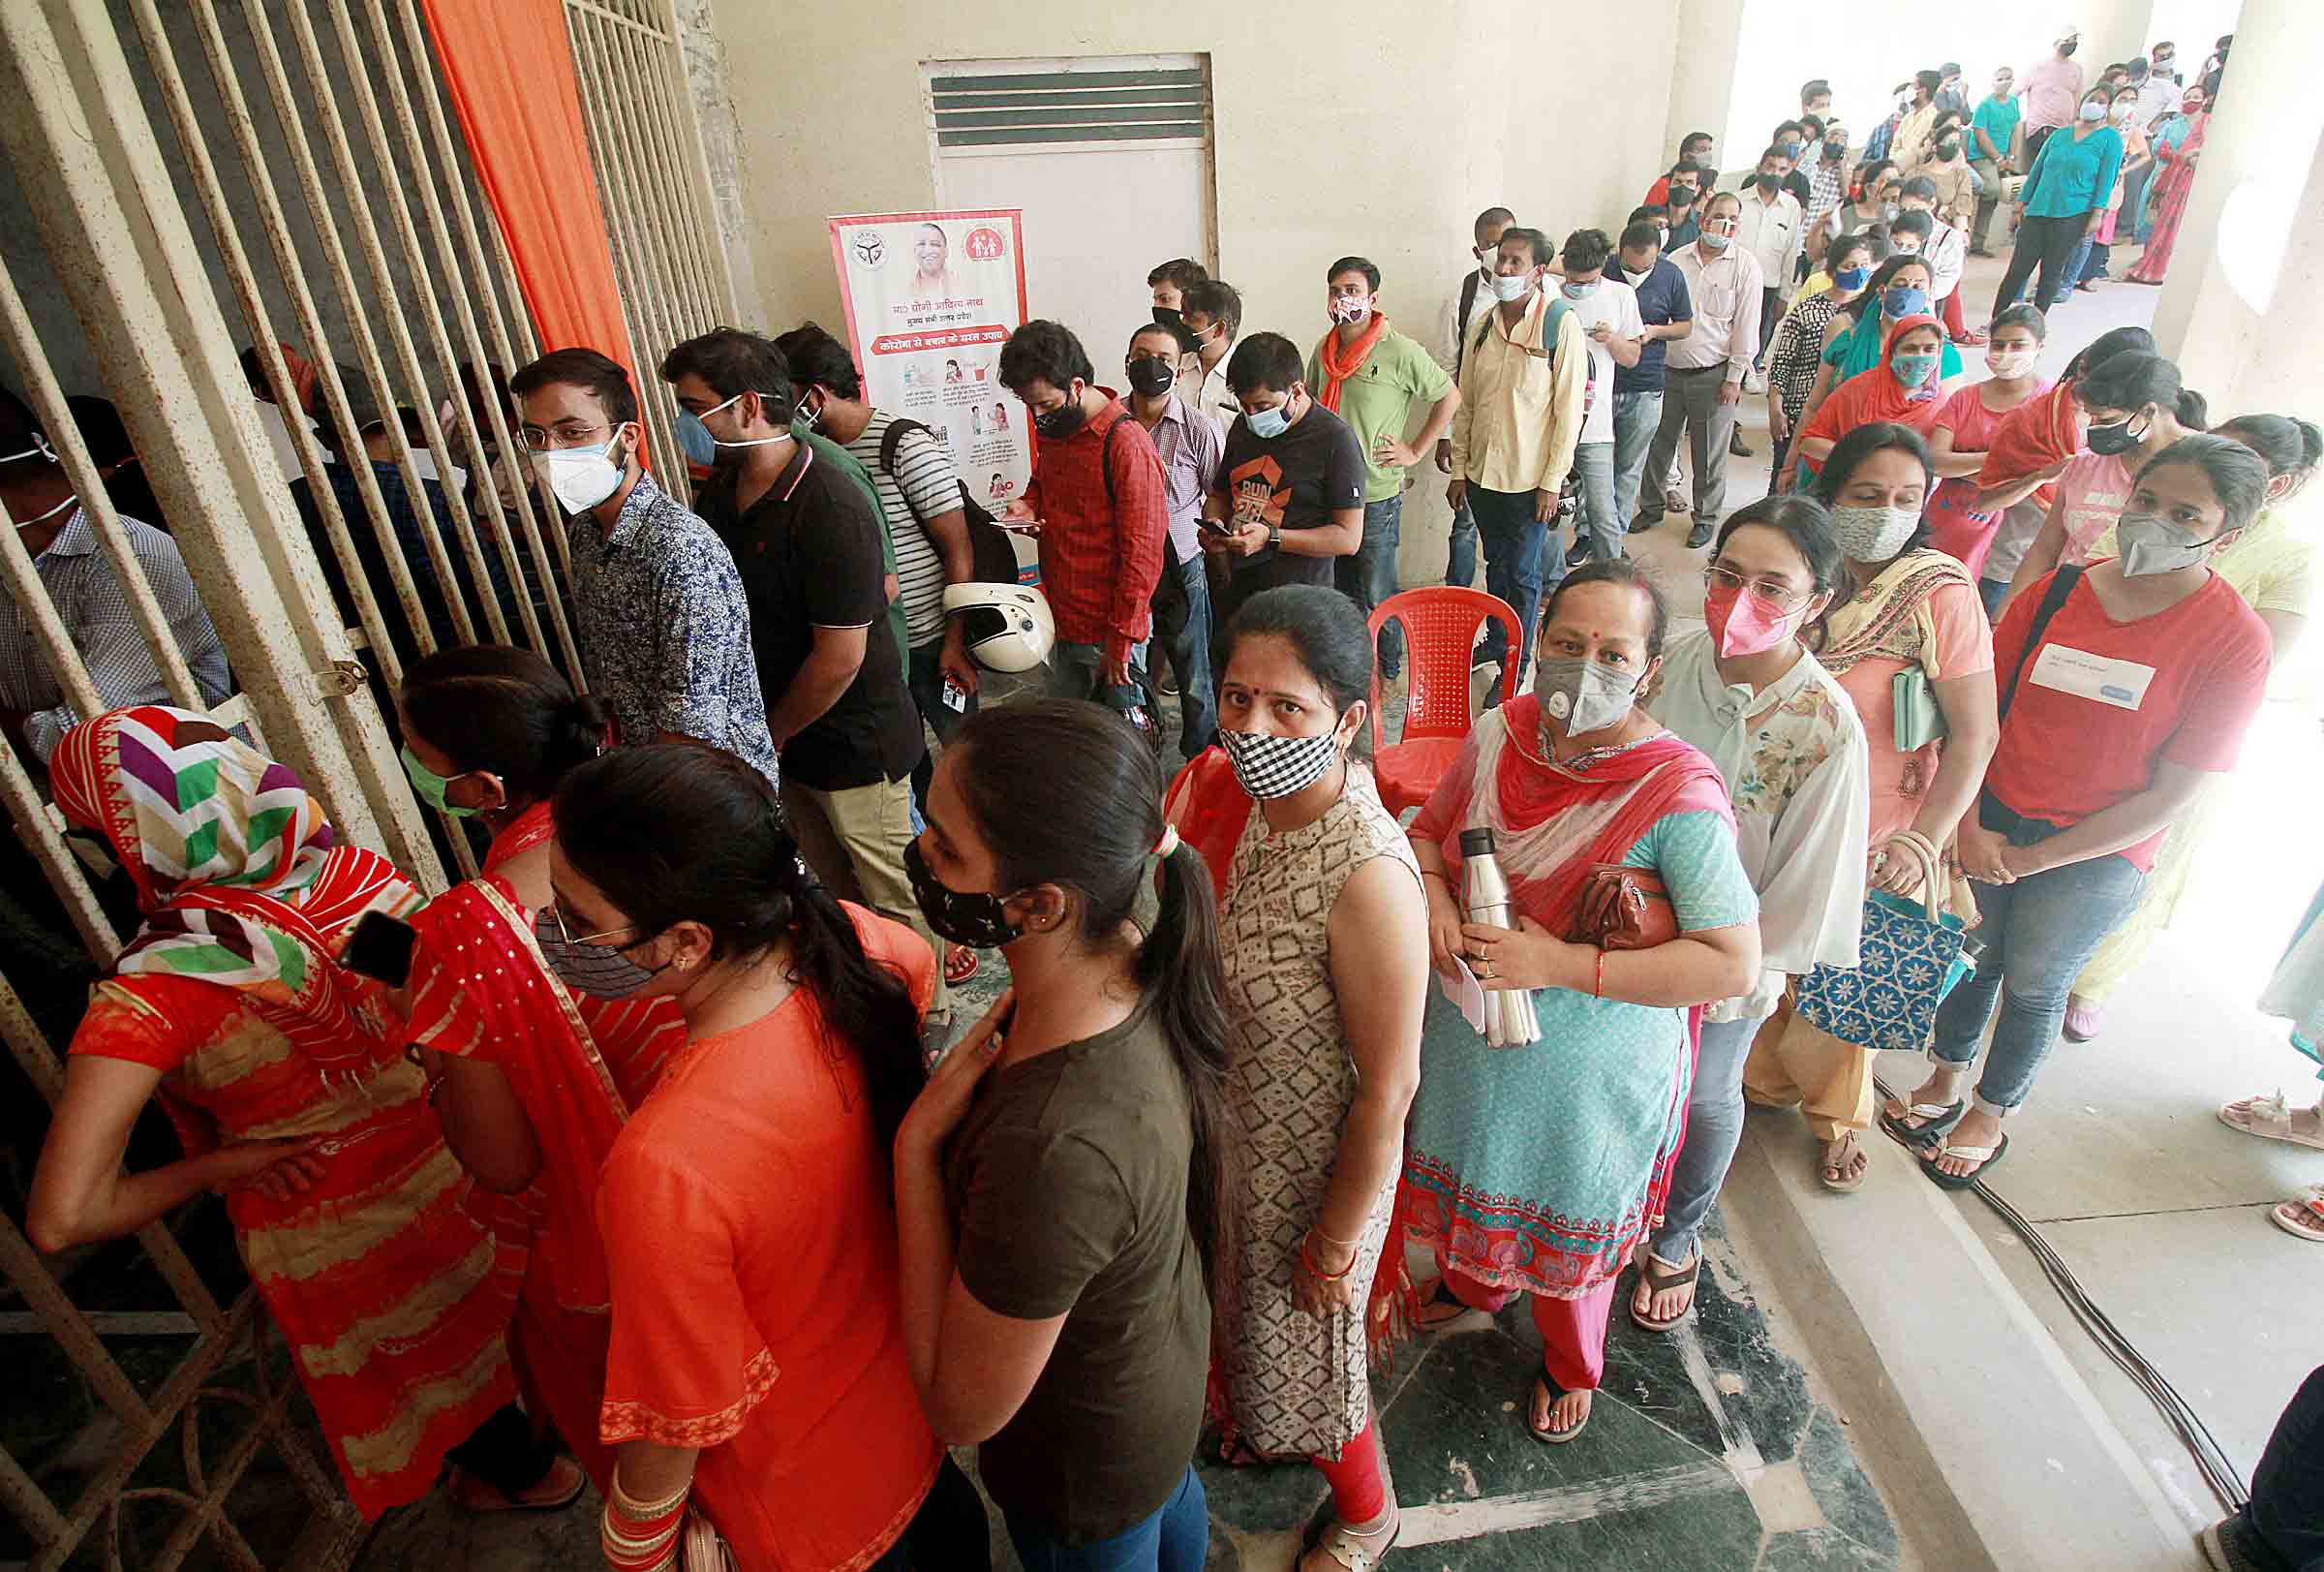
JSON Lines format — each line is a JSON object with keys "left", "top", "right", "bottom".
{"left": 50, "top": 707, "right": 417, "bottom": 1033}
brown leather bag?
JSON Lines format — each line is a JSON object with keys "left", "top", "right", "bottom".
{"left": 1568, "top": 865, "right": 1677, "bottom": 951}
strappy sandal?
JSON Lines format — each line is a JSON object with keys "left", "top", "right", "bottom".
{"left": 1300, "top": 1505, "right": 1401, "bottom": 1572}
{"left": 1819, "top": 1131, "right": 1871, "bottom": 1192}
{"left": 1880, "top": 1097, "right": 1965, "bottom": 1150}
{"left": 1411, "top": 1277, "right": 1492, "bottom": 1333}
{"left": 2269, "top": 1187, "right": 2324, "bottom": 1243}
{"left": 1628, "top": 1249, "right": 1699, "bottom": 1334}
{"left": 1525, "top": 1375, "right": 1591, "bottom": 1444}
{"left": 944, "top": 945, "right": 980, "bottom": 985}
{"left": 1921, "top": 1132, "right": 2008, "bottom": 1190}
{"left": 2219, "top": 1092, "right": 2324, "bottom": 1152}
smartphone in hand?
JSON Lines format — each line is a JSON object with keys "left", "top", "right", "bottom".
{"left": 342, "top": 910, "right": 418, "bottom": 989}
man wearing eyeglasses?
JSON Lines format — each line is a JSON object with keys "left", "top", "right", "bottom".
{"left": 509, "top": 347, "right": 779, "bottom": 787}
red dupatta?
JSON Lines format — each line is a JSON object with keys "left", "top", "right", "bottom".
{"left": 1796, "top": 313, "right": 1952, "bottom": 460}
{"left": 1977, "top": 379, "right": 2082, "bottom": 514}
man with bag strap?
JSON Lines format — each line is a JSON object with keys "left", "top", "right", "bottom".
{"left": 1433, "top": 205, "right": 1518, "bottom": 594}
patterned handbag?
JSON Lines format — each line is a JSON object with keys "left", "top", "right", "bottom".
{"left": 1792, "top": 832, "right": 1974, "bottom": 1052}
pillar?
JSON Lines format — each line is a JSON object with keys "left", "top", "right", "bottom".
{"left": 2152, "top": 0, "right": 2324, "bottom": 419}
{"left": 1665, "top": 0, "right": 1747, "bottom": 177}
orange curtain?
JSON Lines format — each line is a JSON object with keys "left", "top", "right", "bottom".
{"left": 418, "top": 0, "right": 634, "bottom": 380}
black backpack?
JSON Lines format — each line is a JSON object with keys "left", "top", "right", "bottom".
{"left": 877, "top": 416, "right": 1019, "bottom": 584}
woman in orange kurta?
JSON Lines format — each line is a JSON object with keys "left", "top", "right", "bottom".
{"left": 549, "top": 743, "right": 985, "bottom": 1572}
{"left": 26, "top": 707, "right": 530, "bottom": 1519}
{"left": 394, "top": 645, "right": 686, "bottom": 1500}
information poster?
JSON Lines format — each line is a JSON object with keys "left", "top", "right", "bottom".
{"left": 827, "top": 208, "right": 1032, "bottom": 512}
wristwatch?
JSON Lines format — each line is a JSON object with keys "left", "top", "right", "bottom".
{"left": 1267, "top": 523, "right": 1282, "bottom": 550}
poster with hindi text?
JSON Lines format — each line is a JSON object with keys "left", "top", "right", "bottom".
{"left": 828, "top": 209, "right": 1031, "bottom": 520}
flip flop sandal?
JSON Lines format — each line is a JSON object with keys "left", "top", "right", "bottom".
{"left": 2268, "top": 1188, "right": 2324, "bottom": 1243}
{"left": 2218, "top": 1093, "right": 2324, "bottom": 1152}
{"left": 1300, "top": 1506, "right": 1401, "bottom": 1572}
{"left": 944, "top": 945, "right": 980, "bottom": 985}
{"left": 1921, "top": 1132, "right": 2008, "bottom": 1191}
{"left": 1411, "top": 1277, "right": 1493, "bottom": 1333}
{"left": 1819, "top": 1133, "right": 1871, "bottom": 1192}
{"left": 1880, "top": 1098, "right": 1965, "bottom": 1150}
{"left": 1525, "top": 1375, "right": 1590, "bottom": 1444}
{"left": 1628, "top": 1249, "right": 1699, "bottom": 1334}
{"left": 451, "top": 1456, "right": 587, "bottom": 1514}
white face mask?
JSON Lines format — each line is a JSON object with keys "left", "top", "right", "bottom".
{"left": 533, "top": 426, "right": 631, "bottom": 514}
{"left": 1490, "top": 270, "right": 1536, "bottom": 303}
{"left": 1829, "top": 502, "right": 1921, "bottom": 560}
{"left": 1985, "top": 347, "right": 2038, "bottom": 380}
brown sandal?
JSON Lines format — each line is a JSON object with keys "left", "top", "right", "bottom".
{"left": 1819, "top": 1131, "right": 1870, "bottom": 1192}
{"left": 1628, "top": 1249, "right": 1699, "bottom": 1334}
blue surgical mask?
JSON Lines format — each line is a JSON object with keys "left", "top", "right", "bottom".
{"left": 1834, "top": 265, "right": 1871, "bottom": 291}
{"left": 1561, "top": 279, "right": 1600, "bottom": 300}
{"left": 673, "top": 390, "right": 786, "bottom": 468}
{"left": 1246, "top": 397, "right": 1294, "bottom": 439}
{"left": 1882, "top": 285, "right": 1930, "bottom": 319}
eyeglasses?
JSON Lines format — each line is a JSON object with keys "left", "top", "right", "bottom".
{"left": 518, "top": 419, "right": 612, "bottom": 452}
{"left": 545, "top": 900, "right": 639, "bottom": 947}
{"left": 1704, "top": 564, "right": 1813, "bottom": 608}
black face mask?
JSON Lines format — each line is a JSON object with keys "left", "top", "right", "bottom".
{"left": 1823, "top": 138, "right": 1847, "bottom": 155}
{"left": 2084, "top": 413, "right": 2150, "bottom": 456}
{"left": 2059, "top": 39, "right": 2078, "bottom": 56}
{"left": 1125, "top": 355, "right": 1176, "bottom": 397}
{"left": 1755, "top": 171, "right": 1783, "bottom": 191}
{"left": 1936, "top": 139, "right": 1961, "bottom": 159}
{"left": 1033, "top": 389, "right": 1087, "bottom": 442}
{"left": 1151, "top": 305, "right": 1199, "bottom": 354}
{"left": 904, "top": 840, "right": 1024, "bottom": 948}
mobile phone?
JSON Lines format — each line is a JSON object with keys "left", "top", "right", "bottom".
{"left": 343, "top": 910, "right": 418, "bottom": 989}
{"left": 941, "top": 675, "right": 969, "bottom": 713}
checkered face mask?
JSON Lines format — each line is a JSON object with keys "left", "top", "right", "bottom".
{"left": 1217, "top": 727, "right": 1341, "bottom": 800}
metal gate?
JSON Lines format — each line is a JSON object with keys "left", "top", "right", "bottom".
{"left": 0, "top": 0, "right": 735, "bottom": 1564}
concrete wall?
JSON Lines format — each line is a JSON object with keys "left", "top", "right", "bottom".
{"left": 718, "top": 3, "right": 1683, "bottom": 591}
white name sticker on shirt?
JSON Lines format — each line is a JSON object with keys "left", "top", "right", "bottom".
{"left": 2029, "top": 643, "right": 2156, "bottom": 711}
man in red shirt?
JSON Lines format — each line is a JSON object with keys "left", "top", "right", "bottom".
{"left": 998, "top": 321, "right": 1169, "bottom": 702}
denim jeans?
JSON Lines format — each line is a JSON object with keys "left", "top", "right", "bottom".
{"left": 1336, "top": 493, "right": 1406, "bottom": 678}
{"left": 1141, "top": 554, "right": 1215, "bottom": 757}
{"left": 1050, "top": 638, "right": 1149, "bottom": 706}
{"left": 907, "top": 636, "right": 974, "bottom": 809}
{"left": 1446, "top": 491, "right": 1479, "bottom": 589}
{"left": 1004, "top": 1464, "right": 1208, "bottom": 1572}
{"left": 1610, "top": 389, "right": 1665, "bottom": 528}
{"left": 1568, "top": 441, "right": 1621, "bottom": 563}
{"left": 1467, "top": 485, "right": 1550, "bottom": 696}
{"left": 2223, "top": 1365, "right": 2324, "bottom": 1572}
{"left": 1929, "top": 797, "right": 2147, "bottom": 1115}
{"left": 1651, "top": 1010, "right": 1769, "bottom": 1264}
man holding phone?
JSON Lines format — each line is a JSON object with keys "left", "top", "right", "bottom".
{"left": 1202, "top": 332, "right": 1365, "bottom": 632}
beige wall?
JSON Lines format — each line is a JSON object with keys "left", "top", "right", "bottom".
{"left": 719, "top": 3, "right": 1683, "bottom": 590}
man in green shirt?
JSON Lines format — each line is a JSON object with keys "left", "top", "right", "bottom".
{"left": 1303, "top": 256, "right": 1460, "bottom": 681}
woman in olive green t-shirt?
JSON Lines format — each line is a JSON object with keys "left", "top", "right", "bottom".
{"left": 893, "top": 699, "right": 1239, "bottom": 1569}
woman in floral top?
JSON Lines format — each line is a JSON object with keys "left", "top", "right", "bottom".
{"left": 1767, "top": 231, "right": 1885, "bottom": 488}
{"left": 1636, "top": 497, "right": 1871, "bottom": 1331}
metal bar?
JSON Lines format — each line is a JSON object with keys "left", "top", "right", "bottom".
{"left": 608, "top": 15, "right": 717, "bottom": 326}
{"left": 0, "top": 734, "right": 113, "bottom": 956}
{"left": 0, "top": 1218, "right": 151, "bottom": 1429}
{"left": 0, "top": 1312, "right": 199, "bottom": 1336}
{"left": 279, "top": 0, "right": 505, "bottom": 648}
{"left": 383, "top": 0, "right": 585, "bottom": 680}
{"left": 0, "top": 501, "right": 106, "bottom": 724}
{"left": 623, "top": 16, "right": 736, "bottom": 323}
{"left": 564, "top": 0, "right": 672, "bottom": 41}
{"left": 124, "top": 0, "right": 411, "bottom": 694}
{"left": 0, "top": 1441, "right": 66, "bottom": 1556}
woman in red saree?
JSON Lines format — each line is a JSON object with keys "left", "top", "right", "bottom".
{"left": 26, "top": 707, "right": 531, "bottom": 1519}
{"left": 395, "top": 645, "right": 685, "bottom": 1499}
{"left": 2126, "top": 89, "right": 2209, "bottom": 285}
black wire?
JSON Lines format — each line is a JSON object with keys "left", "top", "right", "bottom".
{"left": 1875, "top": 1076, "right": 2251, "bottom": 1511}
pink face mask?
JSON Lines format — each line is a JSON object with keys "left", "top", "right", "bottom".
{"left": 1704, "top": 581, "right": 1802, "bottom": 657}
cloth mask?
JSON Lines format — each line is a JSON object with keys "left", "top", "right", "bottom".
{"left": 1834, "top": 265, "right": 1871, "bottom": 291}
{"left": 904, "top": 839, "right": 1024, "bottom": 948}
{"left": 2116, "top": 512, "right": 2216, "bottom": 576}
{"left": 13, "top": 493, "right": 77, "bottom": 529}
{"left": 1489, "top": 271, "right": 1535, "bottom": 302}
{"left": 1247, "top": 399, "right": 1294, "bottom": 439}
{"left": 1328, "top": 294, "right": 1371, "bottom": 324}
{"left": 400, "top": 746, "right": 479, "bottom": 817}
{"left": 1882, "top": 285, "right": 1930, "bottom": 319}
{"left": 1534, "top": 655, "right": 1640, "bottom": 736}
{"left": 1125, "top": 356, "right": 1177, "bottom": 397}
{"left": 1890, "top": 352, "right": 1941, "bottom": 387}
{"left": 1756, "top": 171, "right": 1783, "bottom": 191}
{"left": 1829, "top": 503, "right": 1921, "bottom": 560}
{"left": 532, "top": 909, "right": 668, "bottom": 999}
{"left": 1034, "top": 397, "right": 1087, "bottom": 442}
{"left": 533, "top": 431, "right": 628, "bottom": 515}
{"left": 1151, "top": 306, "right": 1199, "bottom": 354}
{"left": 2084, "top": 414, "right": 2148, "bottom": 456}
{"left": 1703, "top": 581, "right": 1804, "bottom": 657}
{"left": 1985, "top": 347, "right": 2037, "bottom": 379}
{"left": 1217, "top": 727, "right": 1342, "bottom": 800}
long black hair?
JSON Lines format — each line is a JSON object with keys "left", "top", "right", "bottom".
{"left": 2135, "top": 433, "right": 2271, "bottom": 537}
{"left": 1845, "top": 253, "right": 1934, "bottom": 323}
{"left": 400, "top": 643, "right": 606, "bottom": 811}
{"left": 945, "top": 699, "right": 1239, "bottom": 1296}
{"left": 554, "top": 746, "right": 925, "bottom": 1146}
{"left": 1222, "top": 584, "right": 1374, "bottom": 712}
{"left": 2060, "top": 325, "right": 2156, "bottom": 384}
{"left": 1713, "top": 495, "right": 1846, "bottom": 652}
{"left": 2078, "top": 351, "right": 2208, "bottom": 430}
{"left": 2215, "top": 413, "right": 2323, "bottom": 501}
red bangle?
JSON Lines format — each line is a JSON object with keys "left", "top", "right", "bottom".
{"left": 1594, "top": 947, "right": 1606, "bottom": 999}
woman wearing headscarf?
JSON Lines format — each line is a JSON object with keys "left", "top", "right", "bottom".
{"left": 2126, "top": 85, "right": 2211, "bottom": 282}
{"left": 1790, "top": 314, "right": 1956, "bottom": 484}
{"left": 1793, "top": 256, "right": 1964, "bottom": 438}
{"left": 25, "top": 707, "right": 545, "bottom": 1519}
{"left": 1767, "top": 231, "right": 1886, "bottom": 487}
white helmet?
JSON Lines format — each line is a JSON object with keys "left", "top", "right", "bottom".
{"left": 942, "top": 582, "right": 1055, "bottom": 673}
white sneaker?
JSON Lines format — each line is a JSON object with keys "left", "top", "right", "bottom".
{"left": 1743, "top": 368, "right": 1767, "bottom": 395}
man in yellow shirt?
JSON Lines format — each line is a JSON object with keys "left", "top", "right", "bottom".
{"left": 1445, "top": 226, "right": 1586, "bottom": 696}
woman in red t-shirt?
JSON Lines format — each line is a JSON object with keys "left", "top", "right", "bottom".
{"left": 1886, "top": 436, "right": 2275, "bottom": 1187}
{"left": 1924, "top": 304, "right": 2049, "bottom": 592}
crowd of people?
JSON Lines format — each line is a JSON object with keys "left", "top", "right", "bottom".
{"left": 6, "top": 18, "right": 2321, "bottom": 1572}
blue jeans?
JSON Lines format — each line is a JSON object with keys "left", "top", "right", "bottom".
{"left": 1569, "top": 442, "right": 1621, "bottom": 563}
{"left": 1446, "top": 491, "right": 1478, "bottom": 589}
{"left": 1468, "top": 485, "right": 1550, "bottom": 698}
{"left": 1004, "top": 1464, "right": 1208, "bottom": 1572}
{"left": 1929, "top": 797, "right": 2147, "bottom": 1114}
{"left": 1142, "top": 554, "right": 1215, "bottom": 758}
{"left": 1336, "top": 493, "right": 1406, "bottom": 677}
{"left": 1610, "top": 391, "right": 1664, "bottom": 529}
{"left": 2224, "top": 1365, "right": 2324, "bottom": 1572}
{"left": 1651, "top": 1009, "right": 1769, "bottom": 1264}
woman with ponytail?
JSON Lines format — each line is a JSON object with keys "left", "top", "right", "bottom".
{"left": 894, "top": 698, "right": 1235, "bottom": 1571}
{"left": 1162, "top": 586, "right": 1427, "bottom": 1570}
{"left": 546, "top": 744, "right": 982, "bottom": 1571}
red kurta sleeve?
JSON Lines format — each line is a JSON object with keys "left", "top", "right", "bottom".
{"left": 1103, "top": 416, "right": 1170, "bottom": 665}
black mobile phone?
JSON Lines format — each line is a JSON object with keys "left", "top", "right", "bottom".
{"left": 343, "top": 910, "right": 418, "bottom": 989}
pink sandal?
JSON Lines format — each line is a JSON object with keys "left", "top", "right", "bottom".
{"left": 2270, "top": 1187, "right": 2324, "bottom": 1243}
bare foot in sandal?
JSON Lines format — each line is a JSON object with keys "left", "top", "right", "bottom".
{"left": 1881, "top": 1065, "right": 1968, "bottom": 1141}
{"left": 1629, "top": 1246, "right": 1698, "bottom": 1330}
{"left": 1927, "top": 1106, "right": 2005, "bottom": 1181}
{"left": 1820, "top": 1131, "right": 1869, "bottom": 1189}
{"left": 1528, "top": 1375, "right": 1592, "bottom": 1441}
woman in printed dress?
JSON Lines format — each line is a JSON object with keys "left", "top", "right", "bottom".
{"left": 1399, "top": 561, "right": 1761, "bottom": 1443}
{"left": 26, "top": 707, "right": 557, "bottom": 1518}
{"left": 1164, "top": 586, "right": 1427, "bottom": 1571}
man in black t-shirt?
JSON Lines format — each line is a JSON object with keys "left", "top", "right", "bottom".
{"left": 1200, "top": 332, "right": 1365, "bottom": 633}
{"left": 661, "top": 328, "right": 949, "bottom": 1019}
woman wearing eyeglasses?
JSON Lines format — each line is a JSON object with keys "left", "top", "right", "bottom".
{"left": 1633, "top": 498, "right": 1870, "bottom": 1331}
{"left": 1746, "top": 424, "right": 1998, "bottom": 1187}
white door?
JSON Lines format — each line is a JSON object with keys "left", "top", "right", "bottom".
{"left": 930, "top": 56, "right": 1215, "bottom": 385}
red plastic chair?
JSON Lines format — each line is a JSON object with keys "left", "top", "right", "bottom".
{"left": 1366, "top": 586, "right": 1523, "bottom": 817}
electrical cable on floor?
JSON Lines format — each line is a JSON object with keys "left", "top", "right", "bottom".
{"left": 1874, "top": 1075, "right": 2252, "bottom": 1512}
